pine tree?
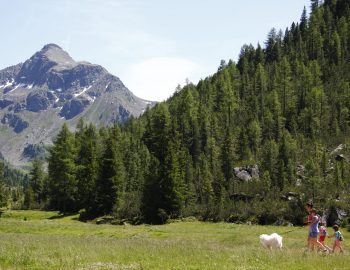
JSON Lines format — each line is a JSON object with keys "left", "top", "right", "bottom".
{"left": 197, "top": 153, "right": 215, "bottom": 217}
{"left": 95, "top": 129, "right": 126, "bottom": 216}
{"left": 261, "top": 140, "right": 279, "bottom": 188}
{"left": 0, "top": 162, "right": 7, "bottom": 208}
{"left": 333, "top": 162, "right": 343, "bottom": 193}
{"left": 142, "top": 156, "right": 161, "bottom": 223}
{"left": 75, "top": 124, "right": 98, "bottom": 212}
{"left": 300, "top": 6, "right": 308, "bottom": 33}
{"left": 265, "top": 28, "right": 280, "bottom": 63}
{"left": 261, "top": 171, "right": 272, "bottom": 195}
{"left": 143, "top": 103, "right": 171, "bottom": 162}
{"left": 320, "top": 148, "right": 328, "bottom": 179}
{"left": 339, "top": 107, "right": 349, "bottom": 133}
{"left": 247, "top": 119, "right": 262, "bottom": 159}
{"left": 29, "top": 159, "right": 45, "bottom": 205}
{"left": 159, "top": 140, "right": 185, "bottom": 219}
{"left": 23, "top": 186, "right": 35, "bottom": 209}
{"left": 278, "top": 57, "right": 294, "bottom": 117}
{"left": 311, "top": 0, "right": 319, "bottom": 12}
{"left": 254, "top": 64, "right": 267, "bottom": 120}
{"left": 255, "top": 43, "right": 265, "bottom": 65}
{"left": 207, "top": 137, "right": 225, "bottom": 217}
{"left": 48, "top": 124, "right": 77, "bottom": 213}
{"left": 221, "top": 127, "right": 236, "bottom": 183}
{"left": 263, "top": 91, "right": 283, "bottom": 141}
{"left": 330, "top": 31, "right": 342, "bottom": 64}
{"left": 305, "top": 159, "right": 321, "bottom": 200}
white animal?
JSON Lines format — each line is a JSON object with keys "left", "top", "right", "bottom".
{"left": 259, "top": 233, "right": 283, "bottom": 250}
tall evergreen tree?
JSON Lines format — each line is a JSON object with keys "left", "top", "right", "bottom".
{"left": 159, "top": 140, "right": 185, "bottom": 219}
{"left": 75, "top": 124, "right": 98, "bottom": 212}
{"left": 23, "top": 186, "right": 35, "bottom": 210}
{"left": 95, "top": 128, "right": 126, "bottom": 216}
{"left": 142, "top": 156, "right": 162, "bottom": 223}
{"left": 247, "top": 119, "right": 262, "bottom": 159}
{"left": 300, "top": 6, "right": 308, "bottom": 32}
{"left": 0, "top": 162, "right": 7, "bottom": 208}
{"left": 48, "top": 124, "right": 77, "bottom": 213}
{"left": 29, "top": 159, "right": 45, "bottom": 205}
{"left": 311, "top": 0, "right": 319, "bottom": 11}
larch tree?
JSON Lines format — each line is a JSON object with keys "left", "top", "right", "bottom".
{"left": 48, "top": 124, "right": 77, "bottom": 213}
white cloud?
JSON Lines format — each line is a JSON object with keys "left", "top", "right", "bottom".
{"left": 121, "top": 57, "right": 200, "bottom": 102}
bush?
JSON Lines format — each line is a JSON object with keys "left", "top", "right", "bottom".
{"left": 181, "top": 216, "right": 197, "bottom": 222}
{"left": 255, "top": 199, "right": 284, "bottom": 225}
{"left": 117, "top": 192, "right": 142, "bottom": 221}
{"left": 283, "top": 200, "right": 305, "bottom": 226}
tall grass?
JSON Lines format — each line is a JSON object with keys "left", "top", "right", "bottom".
{"left": 0, "top": 210, "right": 348, "bottom": 269}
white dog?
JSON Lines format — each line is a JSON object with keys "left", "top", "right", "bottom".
{"left": 259, "top": 233, "right": 283, "bottom": 250}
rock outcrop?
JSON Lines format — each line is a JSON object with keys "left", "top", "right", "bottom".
{"left": 1, "top": 113, "right": 29, "bottom": 133}
{"left": 234, "top": 165, "right": 260, "bottom": 181}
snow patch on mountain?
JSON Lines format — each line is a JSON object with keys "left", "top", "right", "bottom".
{"left": 0, "top": 79, "right": 14, "bottom": 89}
{"left": 74, "top": 85, "right": 92, "bottom": 97}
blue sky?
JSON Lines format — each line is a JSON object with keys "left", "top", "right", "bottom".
{"left": 0, "top": 0, "right": 310, "bottom": 101}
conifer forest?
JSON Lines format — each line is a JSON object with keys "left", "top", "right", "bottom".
{"left": 2, "top": 0, "right": 350, "bottom": 226}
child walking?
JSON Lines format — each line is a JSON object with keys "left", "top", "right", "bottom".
{"left": 318, "top": 221, "right": 331, "bottom": 252}
{"left": 328, "top": 224, "right": 344, "bottom": 254}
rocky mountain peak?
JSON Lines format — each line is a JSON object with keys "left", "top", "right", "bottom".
{"left": 0, "top": 44, "right": 154, "bottom": 167}
{"left": 16, "top": 44, "right": 79, "bottom": 85}
{"left": 39, "top": 43, "right": 76, "bottom": 67}
{"left": 41, "top": 43, "right": 63, "bottom": 51}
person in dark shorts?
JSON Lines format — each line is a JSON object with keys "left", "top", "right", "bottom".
{"left": 308, "top": 209, "right": 328, "bottom": 252}
{"left": 305, "top": 202, "right": 313, "bottom": 248}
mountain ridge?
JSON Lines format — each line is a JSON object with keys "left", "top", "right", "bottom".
{"left": 0, "top": 44, "right": 153, "bottom": 167}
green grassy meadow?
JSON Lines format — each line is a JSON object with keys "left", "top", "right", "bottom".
{"left": 0, "top": 210, "right": 348, "bottom": 270}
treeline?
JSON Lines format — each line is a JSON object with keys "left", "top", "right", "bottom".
{"left": 22, "top": 0, "right": 350, "bottom": 224}
{"left": 0, "top": 161, "right": 24, "bottom": 210}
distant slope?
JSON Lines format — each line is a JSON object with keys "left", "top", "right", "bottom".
{"left": 0, "top": 44, "right": 154, "bottom": 167}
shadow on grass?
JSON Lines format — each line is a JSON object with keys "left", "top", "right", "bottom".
{"left": 48, "top": 213, "right": 79, "bottom": 220}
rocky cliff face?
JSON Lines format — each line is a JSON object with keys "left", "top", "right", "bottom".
{"left": 0, "top": 44, "right": 153, "bottom": 167}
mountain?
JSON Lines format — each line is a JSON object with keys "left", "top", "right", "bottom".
{"left": 0, "top": 44, "right": 153, "bottom": 167}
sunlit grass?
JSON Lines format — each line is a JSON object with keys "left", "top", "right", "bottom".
{"left": 0, "top": 210, "right": 348, "bottom": 269}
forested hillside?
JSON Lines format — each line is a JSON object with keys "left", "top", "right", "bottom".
{"left": 12, "top": 0, "right": 350, "bottom": 224}
{"left": 0, "top": 160, "right": 26, "bottom": 210}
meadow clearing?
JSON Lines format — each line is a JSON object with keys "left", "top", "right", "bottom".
{"left": 0, "top": 210, "right": 348, "bottom": 270}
